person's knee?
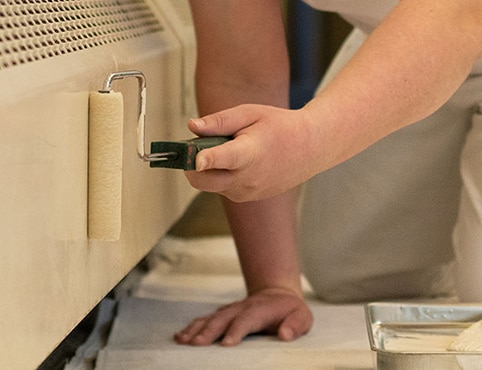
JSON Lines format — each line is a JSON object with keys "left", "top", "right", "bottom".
{"left": 305, "top": 265, "right": 455, "bottom": 303}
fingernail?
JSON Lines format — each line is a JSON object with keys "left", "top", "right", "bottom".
{"left": 190, "top": 118, "right": 206, "bottom": 129}
{"left": 280, "top": 327, "right": 294, "bottom": 341}
{"left": 175, "top": 334, "right": 187, "bottom": 343}
{"left": 196, "top": 156, "right": 206, "bottom": 172}
{"left": 193, "top": 334, "right": 206, "bottom": 345}
{"left": 221, "top": 336, "right": 235, "bottom": 346}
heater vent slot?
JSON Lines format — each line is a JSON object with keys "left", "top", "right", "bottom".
{"left": 0, "top": 0, "right": 163, "bottom": 70}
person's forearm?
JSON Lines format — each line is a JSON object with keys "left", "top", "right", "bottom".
{"left": 304, "top": 0, "right": 482, "bottom": 175}
{"left": 222, "top": 191, "right": 303, "bottom": 297}
{"left": 196, "top": 36, "right": 303, "bottom": 297}
{"left": 189, "top": 0, "right": 302, "bottom": 295}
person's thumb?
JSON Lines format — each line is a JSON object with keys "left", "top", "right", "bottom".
{"left": 188, "top": 104, "right": 261, "bottom": 136}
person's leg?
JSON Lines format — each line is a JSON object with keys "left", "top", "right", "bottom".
{"left": 453, "top": 102, "right": 482, "bottom": 302}
{"left": 297, "top": 30, "right": 480, "bottom": 303}
{"left": 299, "top": 104, "right": 467, "bottom": 302}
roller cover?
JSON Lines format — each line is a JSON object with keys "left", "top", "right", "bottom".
{"left": 88, "top": 91, "right": 124, "bottom": 241}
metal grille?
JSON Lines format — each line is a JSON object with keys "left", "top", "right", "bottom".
{"left": 0, "top": 0, "right": 163, "bottom": 69}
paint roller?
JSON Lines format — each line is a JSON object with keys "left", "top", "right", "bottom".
{"left": 88, "top": 70, "right": 230, "bottom": 240}
{"left": 88, "top": 76, "right": 125, "bottom": 241}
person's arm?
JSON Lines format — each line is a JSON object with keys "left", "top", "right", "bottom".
{"left": 174, "top": 0, "right": 313, "bottom": 346}
{"left": 186, "top": 0, "right": 482, "bottom": 202}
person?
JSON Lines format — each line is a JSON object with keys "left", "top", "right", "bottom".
{"left": 174, "top": 0, "right": 482, "bottom": 347}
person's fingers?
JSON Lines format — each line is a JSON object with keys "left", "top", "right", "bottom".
{"left": 185, "top": 169, "right": 232, "bottom": 196}
{"left": 220, "top": 310, "right": 267, "bottom": 346}
{"left": 189, "top": 310, "right": 239, "bottom": 346}
{"left": 188, "top": 104, "right": 263, "bottom": 136}
{"left": 195, "top": 134, "right": 256, "bottom": 172}
{"left": 174, "top": 317, "right": 209, "bottom": 344}
{"left": 220, "top": 301, "right": 285, "bottom": 346}
{"left": 175, "top": 304, "right": 245, "bottom": 346}
{"left": 174, "top": 292, "right": 314, "bottom": 347}
{"left": 185, "top": 134, "right": 259, "bottom": 199}
{"left": 277, "top": 306, "right": 314, "bottom": 342}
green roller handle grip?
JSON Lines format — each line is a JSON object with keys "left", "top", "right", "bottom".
{"left": 149, "top": 136, "right": 232, "bottom": 170}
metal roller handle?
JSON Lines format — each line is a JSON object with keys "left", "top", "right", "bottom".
{"left": 100, "top": 70, "right": 167, "bottom": 162}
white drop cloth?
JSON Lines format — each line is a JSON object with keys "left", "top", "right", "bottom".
{"left": 94, "top": 236, "right": 375, "bottom": 370}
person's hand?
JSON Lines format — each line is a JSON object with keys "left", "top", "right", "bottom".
{"left": 185, "top": 104, "right": 319, "bottom": 202}
{"left": 174, "top": 288, "right": 313, "bottom": 346}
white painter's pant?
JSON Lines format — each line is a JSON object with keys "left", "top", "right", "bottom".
{"left": 298, "top": 29, "right": 482, "bottom": 302}
{"left": 453, "top": 106, "right": 482, "bottom": 302}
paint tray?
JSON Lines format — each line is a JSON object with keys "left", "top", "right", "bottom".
{"left": 365, "top": 302, "right": 482, "bottom": 369}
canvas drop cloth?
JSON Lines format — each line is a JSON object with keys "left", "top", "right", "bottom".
{"left": 94, "top": 236, "right": 375, "bottom": 370}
